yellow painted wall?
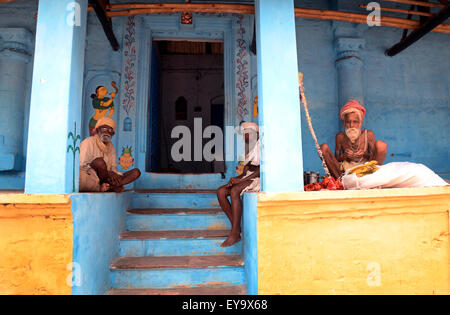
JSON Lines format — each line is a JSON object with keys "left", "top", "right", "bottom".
{"left": 257, "top": 187, "right": 450, "bottom": 295}
{"left": 0, "top": 194, "right": 73, "bottom": 295}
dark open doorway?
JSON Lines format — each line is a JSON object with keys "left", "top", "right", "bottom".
{"left": 148, "top": 40, "right": 225, "bottom": 174}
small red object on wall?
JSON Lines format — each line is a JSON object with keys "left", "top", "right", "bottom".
{"left": 181, "top": 12, "right": 193, "bottom": 24}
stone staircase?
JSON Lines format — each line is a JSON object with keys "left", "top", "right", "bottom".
{"left": 106, "top": 190, "right": 247, "bottom": 295}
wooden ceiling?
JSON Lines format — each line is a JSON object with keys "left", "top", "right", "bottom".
{"left": 1, "top": 0, "right": 448, "bottom": 55}
{"left": 156, "top": 40, "right": 224, "bottom": 55}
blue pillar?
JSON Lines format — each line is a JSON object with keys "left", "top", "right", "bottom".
{"left": 0, "top": 28, "right": 33, "bottom": 172}
{"left": 334, "top": 37, "right": 365, "bottom": 108}
{"left": 255, "top": 0, "right": 303, "bottom": 192}
{"left": 25, "top": 0, "right": 88, "bottom": 194}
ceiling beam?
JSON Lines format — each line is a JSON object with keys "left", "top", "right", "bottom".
{"left": 382, "top": 0, "right": 446, "bottom": 9}
{"left": 103, "top": 3, "right": 450, "bottom": 34}
{"left": 360, "top": 4, "right": 437, "bottom": 17}
{"left": 89, "top": 0, "right": 120, "bottom": 51}
{"left": 385, "top": 5, "right": 450, "bottom": 56}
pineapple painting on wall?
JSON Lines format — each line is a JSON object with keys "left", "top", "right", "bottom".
{"left": 119, "top": 146, "right": 134, "bottom": 170}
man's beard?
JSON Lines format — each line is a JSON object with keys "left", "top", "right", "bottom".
{"left": 99, "top": 133, "right": 112, "bottom": 144}
{"left": 345, "top": 127, "right": 361, "bottom": 143}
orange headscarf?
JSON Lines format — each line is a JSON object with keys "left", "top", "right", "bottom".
{"left": 340, "top": 100, "right": 366, "bottom": 121}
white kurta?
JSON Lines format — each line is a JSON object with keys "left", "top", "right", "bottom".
{"left": 240, "top": 140, "right": 260, "bottom": 196}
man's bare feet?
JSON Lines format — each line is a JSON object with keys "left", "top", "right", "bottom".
{"left": 100, "top": 183, "right": 110, "bottom": 192}
{"left": 110, "top": 185, "right": 125, "bottom": 193}
{"left": 221, "top": 233, "right": 241, "bottom": 247}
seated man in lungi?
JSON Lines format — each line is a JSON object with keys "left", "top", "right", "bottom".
{"left": 320, "top": 100, "right": 387, "bottom": 179}
{"left": 217, "top": 122, "right": 260, "bottom": 247}
{"left": 79, "top": 117, "right": 141, "bottom": 192}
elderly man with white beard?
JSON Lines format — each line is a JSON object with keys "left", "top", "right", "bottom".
{"left": 320, "top": 100, "right": 387, "bottom": 179}
{"left": 79, "top": 117, "right": 141, "bottom": 192}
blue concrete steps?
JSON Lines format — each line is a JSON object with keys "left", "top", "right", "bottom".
{"left": 132, "top": 191, "right": 219, "bottom": 209}
{"left": 111, "top": 254, "right": 243, "bottom": 269}
{"left": 110, "top": 255, "right": 245, "bottom": 289}
{"left": 107, "top": 190, "right": 246, "bottom": 294}
{"left": 126, "top": 208, "right": 231, "bottom": 231}
{"left": 118, "top": 230, "right": 242, "bottom": 257}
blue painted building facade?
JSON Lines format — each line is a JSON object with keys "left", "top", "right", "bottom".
{"left": 0, "top": 0, "right": 448, "bottom": 295}
{"left": 0, "top": 0, "right": 448, "bottom": 193}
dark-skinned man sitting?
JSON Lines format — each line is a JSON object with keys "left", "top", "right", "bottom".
{"left": 320, "top": 100, "right": 387, "bottom": 179}
{"left": 79, "top": 117, "right": 141, "bottom": 192}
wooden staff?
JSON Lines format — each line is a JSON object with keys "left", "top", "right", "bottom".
{"left": 298, "top": 73, "right": 331, "bottom": 178}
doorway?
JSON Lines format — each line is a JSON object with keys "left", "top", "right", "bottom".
{"left": 149, "top": 40, "right": 225, "bottom": 174}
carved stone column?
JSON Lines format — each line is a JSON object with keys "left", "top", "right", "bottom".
{"left": 0, "top": 28, "right": 33, "bottom": 171}
{"left": 334, "top": 37, "right": 365, "bottom": 108}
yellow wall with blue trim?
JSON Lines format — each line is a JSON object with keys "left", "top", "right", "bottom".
{"left": 0, "top": 195, "right": 73, "bottom": 295}
{"left": 257, "top": 187, "right": 450, "bottom": 295}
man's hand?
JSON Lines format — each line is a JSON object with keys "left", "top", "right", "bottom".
{"left": 226, "top": 177, "right": 240, "bottom": 187}
{"left": 107, "top": 171, "right": 122, "bottom": 186}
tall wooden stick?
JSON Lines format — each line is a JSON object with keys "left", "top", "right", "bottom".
{"left": 298, "top": 73, "right": 331, "bottom": 178}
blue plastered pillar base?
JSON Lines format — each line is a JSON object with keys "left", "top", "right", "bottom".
{"left": 255, "top": 0, "right": 304, "bottom": 193}
{"left": 25, "top": 0, "right": 88, "bottom": 194}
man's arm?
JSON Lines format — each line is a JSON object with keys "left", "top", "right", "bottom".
{"left": 241, "top": 167, "right": 260, "bottom": 182}
{"left": 79, "top": 139, "right": 93, "bottom": 171}
{"left": 227, "top": 165, "right": 250, "bottom": 187}
{"left": 366, "top": 130, "right": 377, "bottom": 160}
{"left": 107, "top": 144, "right": 123, "bottom": 186}
{"left": 335, "top": 133, "right": 344, "bottom": 162}
{"left": 231, "top": 166, "right": 260, "bottom": 185}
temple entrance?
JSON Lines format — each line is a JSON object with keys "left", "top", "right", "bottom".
{"left": 148, "top": 39, "right": 225, "bottom": 174}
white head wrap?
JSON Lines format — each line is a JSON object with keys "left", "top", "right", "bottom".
{"left": 240, "top": 122, "right": 259, "bottom": 133}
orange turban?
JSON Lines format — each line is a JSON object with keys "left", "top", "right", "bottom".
{"left": 95, "top": 117, "right": 116, "bottom": 132}
{"left": 340, "top": 100, "right": 366, "bottom": 122}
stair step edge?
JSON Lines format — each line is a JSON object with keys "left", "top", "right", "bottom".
{"left": 127, "top": 208, "right": 223, "bottom": 215}
{"left": 120, "top": 230, "right": 231, "bottom": 240}
{"left": 134, "top": 190, "right": 217, "bottom": 194}
{"left": 106, "top": 285, "right": 247, "bottom": 295}
{"left": 110, "top": 255, "right": 243, "bottom": 270}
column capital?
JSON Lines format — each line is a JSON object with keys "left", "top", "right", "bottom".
{"left": 334, "top": 37, "right": 365, "bottom": 63}
{"left": 0, "top": 28, "right": 34, "bottom": 63}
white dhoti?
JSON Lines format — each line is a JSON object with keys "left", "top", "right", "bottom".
{"left": 240, "top": 171, "right": 260, "bottom": 196}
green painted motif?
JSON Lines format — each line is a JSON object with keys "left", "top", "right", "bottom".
{"left": 67, "top": 122, "right": 81, "bottom": 193}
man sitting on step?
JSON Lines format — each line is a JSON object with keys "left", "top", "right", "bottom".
{"left": 79, "top": 117, "right": 141, "bottom": 192}
{"left": 216, "top": 122, "right": 260, "bottom": 247}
